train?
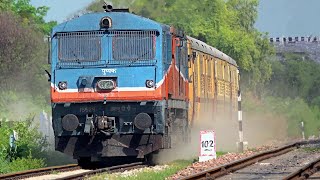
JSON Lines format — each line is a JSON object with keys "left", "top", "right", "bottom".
{"left": 49, "top": 5, "right": 239, "bottom": 165}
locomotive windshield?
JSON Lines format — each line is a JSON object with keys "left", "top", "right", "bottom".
{"left": 58, "top": 31, "right": 103, "bottom": 61}
{"left": 112, "top": 31, "right": 156, "bottom": 61}
{"left": 56, "top": 30, "right": 157, "bottom": 63}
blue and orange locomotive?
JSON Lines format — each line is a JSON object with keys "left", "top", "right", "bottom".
{"left": 50, "top": 5, "right": 239, "bottom": 164}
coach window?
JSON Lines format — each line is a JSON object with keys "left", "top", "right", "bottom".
{"left": 222, "top": 64, "right": 225, "bottom": 80}
{"left": 203, "top": 55, "right": 206, "bottom": 75}
{"left": 224, "top": 65, "right": 229, "bottom": 82}
{"left": 200, "top": 55, "right": 203, "bottom": 92}
{"left": 235, "top": 70, "right": 238, "bottom": 86}
{"left": 194, "top": 54, "right": 198, "bottom": 90}
{"left": 224, "top": 65, "right": 227, "bottom": 81}
{"left": 220, "top": 63, "right": 222, "bottom": 80}
{"left": 214, "top": 60, "right": 217, "bottom": 78}
{"left": 217, "top": 61, "right": 220, "bottom": 79}
{"left": 230, "top": 69, "right": 233, "bottom": 83}
{"left": 208, "top": 58, "right": 213, "bottom": 93}
{"left": 227, "top": 65, "right": 230, "bottom": 82}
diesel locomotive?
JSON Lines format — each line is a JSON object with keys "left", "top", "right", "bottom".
{"left": 49, "top": 5, "right": 239, "bottom": 164}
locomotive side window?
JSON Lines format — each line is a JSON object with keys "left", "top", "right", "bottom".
{"left": 57, "top": 31, "right": 103, "bottom": 61}
{"left": 112, "top": 31, "right": 157, "bottom": 61}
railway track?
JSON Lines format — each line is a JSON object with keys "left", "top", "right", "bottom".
{"left": 55, "top": 162, "right": 146, "bottom": 180}
{"left": 181, "top": 140, "right": 320, "bottom": 180}
{"left": 0, "top": 164, "right": 80, "bottom": 180}
{"left": 0, "top": 162, "right": 145, "bottom": 180}
{"left": 284, "top": 156, "right": 320, "bottom": 180}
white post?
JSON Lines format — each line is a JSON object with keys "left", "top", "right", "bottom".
{"left": 301, "top": 121, "right": 305, "bottom": 140}
{"left": 237, "top": 69, "right": 243, "bottom": 152}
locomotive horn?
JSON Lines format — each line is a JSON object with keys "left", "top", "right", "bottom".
{"left": 103, "top": 3, "right": 113, "bottom": 12}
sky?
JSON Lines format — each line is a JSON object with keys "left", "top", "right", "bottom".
{"left": 30, "top": 0, "right": 320, "bottom": 37}
{"left": 256, "top": 0, "right": 320, "bottom": 37}
{"left": 30, "top": 0, "right": 94, "bottom": 22}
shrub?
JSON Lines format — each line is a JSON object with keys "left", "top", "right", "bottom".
{"left": 0, "top": 116, "right": 47, "bottom": 174}
{"left": 0, "top": 155, "right": 45, "bottom": 174}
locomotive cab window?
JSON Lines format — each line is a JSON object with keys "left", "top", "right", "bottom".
{"left": 57, "top": 32, "right": 103, "bottom": 61}
{"left": 112, "top": 31, "right": 157, "bottom": 61}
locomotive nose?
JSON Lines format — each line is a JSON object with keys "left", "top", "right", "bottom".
{"left": 134, "top": 113, "right": 152, "bottom": 130}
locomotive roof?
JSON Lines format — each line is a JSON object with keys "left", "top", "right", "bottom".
{"left": 52, "top": 12, "right": 163, "bottom": 35}
{"left": 187, "top": 36, "right": 237, "bottom": 66}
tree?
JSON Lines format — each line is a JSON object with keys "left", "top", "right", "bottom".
{"left": 0, "top": 0, "right": 56, "bottom": 34}
{"left": 266, "top": 53, "right": 320, "bottom": 105}
{"left": 0, "top": 0, "right": 55, "bottom": 100}
{"left": 0, "top": 12, "right": 47, "bottom": 94}
{"left": 0, "top": 0, "right": 54, "bottom": 116}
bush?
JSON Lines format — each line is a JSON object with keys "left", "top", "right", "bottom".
{"left": 0, "top": 116, "right": 47, "bottom": 174}
{"left": 0, "top": 155, "right": 45, "bottom": 174}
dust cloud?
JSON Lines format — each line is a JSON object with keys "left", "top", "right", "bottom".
{"left": 7, "top": 100, "right": 42, "bottom": 120}
{"left": 154, "top": 107, "right": 288, "bottom": 164}
{"left": 154, "top": 110, "right": 239, "bottom": 164}
{"left": 243, "top": 112, "right": 288, "bottom": 147}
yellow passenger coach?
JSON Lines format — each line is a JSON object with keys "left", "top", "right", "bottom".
{"left": 187, "top": 36, "right": 239, "bottom": 130}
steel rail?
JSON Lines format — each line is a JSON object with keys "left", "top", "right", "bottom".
{"left": 0, "top": 164, "right": 80, "bottom": 180}
{"left": 180, "top": 142, "right": 305, "bottom": 180}
{"left": 283, "top": 156, "right": 320, "bottom": 180}
{"left": 56, "top": 162, "right": 146, "bottom": 180}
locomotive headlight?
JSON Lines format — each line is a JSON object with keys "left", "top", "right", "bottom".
{"left": 97, "top": 79, "right": 116, "bottom": 90}
{"left": 58, "top": 81, "right": 67, "bottom": 90}
{"left": 145, "top": 80, "right": 155, "bottom": 88}
{"left": 100, "top": 17, "right": 112, "bottom": 28}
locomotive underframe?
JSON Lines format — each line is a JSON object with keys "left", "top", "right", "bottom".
{"left": 52, "top": 100, "right": 189, "bottom": 161}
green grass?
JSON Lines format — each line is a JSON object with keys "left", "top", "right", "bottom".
{"left": 216, "top": 152, "right": 226, "bottom": 157}
{"left": 90, "top": 159, "right": 192, "bottom": 180}
{"left": 301, "top": 147, "right": 320, "bottom": 153}
{"left": 90, "top": 152, "right": 226, "bottom": 180}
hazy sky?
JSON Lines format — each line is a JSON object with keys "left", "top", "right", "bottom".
{"left": 256, "top": 0, "right": 320, "bottom": 37}
{"left": 30, "top": 0, "right": 320, "bottom": 37}
{"left": 30, "top": 0, "right": 93, "bottom": 22}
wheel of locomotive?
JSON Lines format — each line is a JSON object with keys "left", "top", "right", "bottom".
{"left": 144, "top": 153, "right": 155, "bottom": 165}
{"left": 77, "top": 157, "right": 92, "bottom": 169}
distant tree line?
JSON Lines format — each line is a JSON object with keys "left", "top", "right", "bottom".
{"left": 267, "top": 53, "right": 320, "bottom": 107}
